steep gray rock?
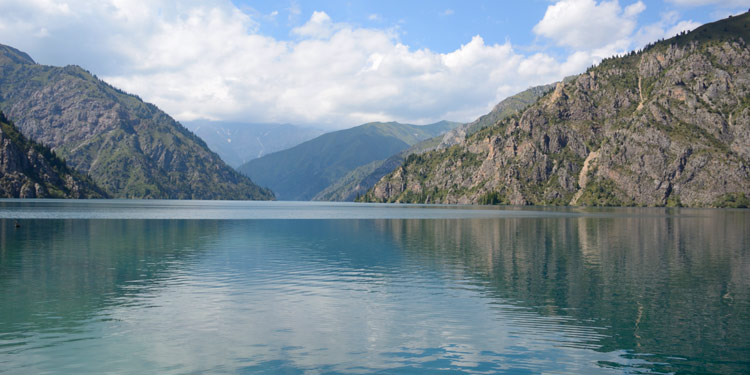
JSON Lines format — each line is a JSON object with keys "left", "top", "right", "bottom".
{"left": 362, "top": 13, "right": 750, "bottom": 208}
{"left": 315, "top": 85, "right": 552, "bottom": 202}
{"left": 0, "top": 111, "right": 105, "bottom": 198}
{"left": 437, "top": 83, "right": 556, "bottom": 149}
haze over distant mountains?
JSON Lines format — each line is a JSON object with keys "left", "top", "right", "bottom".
{"left": 0, "top": 44, "right": 272, "bottom": 200}
{"left": 361, "top": 13, "right": 750, "bottom": 208}
{"left": 238, "top": 121, "right": 459, "bottom": 201}
{"left": 183, "top": 121, "right": 324, "bottom": 168}
{"left": 0, "top": 12, "right": 748, "bottom": 208}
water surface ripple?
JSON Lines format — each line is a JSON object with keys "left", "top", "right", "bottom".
{"left": 0, "top": 201, "right": 748, "bottom": 374}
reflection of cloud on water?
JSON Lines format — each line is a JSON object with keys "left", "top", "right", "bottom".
{"left": 0, "top": 219, "right": 220, "bottom": 326}
{"left": 2, "top": 208, "right": 747, "bottom": 374}
{"left": 90, "top": 220, "right": 626, "bottom": 374}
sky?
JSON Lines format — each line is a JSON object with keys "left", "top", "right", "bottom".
{"left": 0, "top": 0, "right": 748, "bottom": 129}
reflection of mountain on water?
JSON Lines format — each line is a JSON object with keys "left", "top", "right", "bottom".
{"left": 0, "top": 219, "right": 221, "bottom": 332}
{"left": 373, "top": 210, "right": 750, "bottom": 373}
{"left": 171, "top": 215, "right": 748, "bottom": 373}
{"left": 1, "top": 211, "right": 747, "bottom": 373}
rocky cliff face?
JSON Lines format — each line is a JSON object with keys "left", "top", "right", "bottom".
{"left": 0, "top": 44, "right": 273, "bottom": 200}
{"left": 0, "top": 111, "right": 105, "bottom": 198}
{"left": 362, "top": 13, "right": 750, "bottom": 208}
{"left": 314, "top": 85, "right": 553, "bottom": 202}
{"left": 437, "top": 83, "right": 557, "bottom": 150}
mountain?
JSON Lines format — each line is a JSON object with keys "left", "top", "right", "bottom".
{"left": 361, "top": 13, "right": 750, "bottom": 208}
{"left": 182, "top": 120, "right": 324, "bottom": 168}
{"left": 1, "top": 111, "right": 105, "bottom": 198}
{"left": 436, "top": 83, "right": 558, "bottom": 149}
{"left": 313, "top": 84, "right": 555, "bottom": 201}
{"left": 238, "top": 121, "right": 459, "bottom": 200}
{"left": 312, "top": 155, "right": 403, "bottom": 202}
{"left": 0, "top": 44, "right": 272, "bottom": 200}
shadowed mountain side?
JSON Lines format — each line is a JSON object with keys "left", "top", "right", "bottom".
{"left": 313, "top": 155, "right": 406, "bottom": 202}
{"left": 0, "top": 111, "right": 105, "bottom": 198}
{"left": 183, "top": 121, "right": 324, "bottom": 168}
{"left": 238, "top": 121, "right": 459, "bottom": 201}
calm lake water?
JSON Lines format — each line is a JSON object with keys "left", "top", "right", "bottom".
{"left": 0, "top": 200, "right": 748, "bottom": 374}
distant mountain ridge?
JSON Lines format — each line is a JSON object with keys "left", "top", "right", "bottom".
{"left": 183, "top": 121, "right": 324, "bottom": 168}
{"left": 314, "top": 84, "right": 555, "bottom": 201}
{"left": 362, "top": 13, "right": 750, "bottom": 208}
{"left": 437, "top": 83, "right": 558, "bottom": 150}
{"left": 0, "top": 111, "right": 105, "bottom": 198}
{"left": 238, "top": 121, "right": 459, "bottom": 200}
{"left": 0, "top": 43, "right": 273, "bottom": 200}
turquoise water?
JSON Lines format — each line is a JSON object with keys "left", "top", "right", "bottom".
{"left": 0, "top": 200, "right": 748, "bottom": 374}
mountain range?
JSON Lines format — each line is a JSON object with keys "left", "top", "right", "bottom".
{"left": 1, "top": 13, "right": 748, "bottom": 207}
{"left": 0, "top": 44, "right": 272, "bottom": 200}
{"left": 238, "top": 121, "right": 459, "bottom": 200}
{"left": 313, "top": 83, "right": 557, "bottom": 201}
{"left": 361, "top": 13, "right": 750, "bottom": 208}
{"left": 183, "top": 120, "right": 324, "bottom": 168}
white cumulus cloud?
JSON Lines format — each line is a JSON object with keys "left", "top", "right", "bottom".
{"left": 0, "top": 0, "right": 719, "bottom": 128}
{"left": 0, "top": 0, "right": 598, "bottom": 127}
{"left": 291, "top": 11, "right": 340, "bottom": 39}
{"left": 533, "top": 0, "right": 646, "bottom": 49}
{"left": 632, "top": 11, "right": 702, "bottom": 49}
{"left": 666, "top": 0, "right": 750, "bottom": 6}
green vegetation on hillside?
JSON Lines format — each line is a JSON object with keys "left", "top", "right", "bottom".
{"left": 318, "top": 84, "right": 554, "bottom": 202}
{"left": 183, "top": 121, "right": 325, "bottom": 168}
{"left": 239, "top": 121, "right": 458, "bottom": 200}
{"left": 0, "top": 111, "right": 106, "bottom": 198}
{"left": 0, "top": 44, "right": 273, "bottom": 200}
{"left": 361, "top": 12, "right": 750, "bottom": 208}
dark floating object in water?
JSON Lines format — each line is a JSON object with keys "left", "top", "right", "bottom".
{"left": 14, "top": 220, "right": 20, "bottom": 228}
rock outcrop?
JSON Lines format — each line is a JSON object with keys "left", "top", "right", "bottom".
{"left": 314, "top": 84, "right": 553, "bottom": 202}
{"left": 361, "top": 13, "right": 750, "bottom": 208}
{"left": 0, "top": 111, "right": 105, "bottom": 198}
{"left": 437, "top": 83, "right": 557, "bottom": 149}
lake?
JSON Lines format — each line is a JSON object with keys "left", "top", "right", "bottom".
{"left": 0, "top": 200, "right": 748, "bottom": 374}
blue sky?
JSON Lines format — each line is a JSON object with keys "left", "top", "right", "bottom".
{"left": 236, "top": 0, "right": 744, "bottom": 53}
{"left": 0, "top": 0, "right": 748, "bottom": 128}
{"left": 236, "top": 1, "right": 553, "bottom": 52}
